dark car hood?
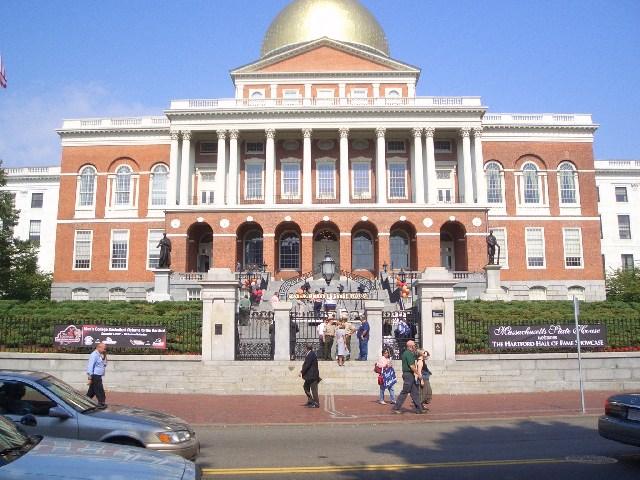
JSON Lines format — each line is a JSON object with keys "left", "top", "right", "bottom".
{"left": 6, "top": 436, "right": 188, "bottom": 479}
{"left": 89, "top": 405, "right": 192, "bottom": 430}
{"left": 609, "top": 393, "right": 640, "bottom": 407}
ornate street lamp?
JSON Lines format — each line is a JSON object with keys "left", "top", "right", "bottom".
{"left": 399, "top": 268, "right": 407, "bottom": 283}
{"left": 320, "top": 249, "right": 336, "bottom": 286}
{"left": 382, "top": 261, "right": 388, "bottom": 273}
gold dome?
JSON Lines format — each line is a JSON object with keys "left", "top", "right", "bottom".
{"left": 261, "top": 0, "right": 389, "bottom": 57}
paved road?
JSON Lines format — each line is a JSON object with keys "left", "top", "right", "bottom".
{"left": 194, "top": 416, "right": 640, "bottom": 479}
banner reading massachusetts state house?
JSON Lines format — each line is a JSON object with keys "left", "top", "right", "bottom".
{"left": 488, "top": 324, "right": 607, "bottom": 350}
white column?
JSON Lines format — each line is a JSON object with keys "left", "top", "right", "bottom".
{"left": 168, "top": 131, "right": 180, "bottom": 207}
{"left": 473, "top": 127, "right": 486, "bottom": 204}
{"left": 460, "top": 128, "right": 473, "bottom": 204}
{"left": 424, "top": 127, "right": 437, "bottom": 204}
{"left": 412, "top": 127, "right": 424, "bottom": 204}
{"left": 179, "top": 131, "right": 192, "bottom": 205}
{"left": 265, "top": 128, "right": 276, "bottom": 205}
{"left": 339, "top": 127, "right": 350, "bottom": 205}
{"left": 302, "top": 128, "right": 313, "bottom": 205}
{"left": 376, "top": 127, "right": 387, "bottom": 204}
{"left": 215, "top": 130, "right": 227, "bottom": 206}
{"left": 227, "top": 130, "right": 239, "bottom": 206}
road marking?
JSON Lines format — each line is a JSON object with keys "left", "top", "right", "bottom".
{"left": 202, "top": 457, "right": 572, "bottom": 476}
{"left": 323, "top": 390, "right": 357, "bottom": 419}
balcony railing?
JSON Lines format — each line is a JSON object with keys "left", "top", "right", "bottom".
{"left": 483, "top": 113, "right": 594, "bottom": 126}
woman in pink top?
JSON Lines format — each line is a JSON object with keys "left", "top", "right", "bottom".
{"left": 375, "top": 348, "right": 397, "bottom": 405}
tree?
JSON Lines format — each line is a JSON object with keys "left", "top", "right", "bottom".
{"left": 606, "top": 267, "right": 640, "bottom": 303}
{"left": 0, "top": 160, "right": 51, "bottom": 300}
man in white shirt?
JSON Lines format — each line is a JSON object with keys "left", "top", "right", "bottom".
{"left": 316, "top": 320, "right": 325, "bottom": 360}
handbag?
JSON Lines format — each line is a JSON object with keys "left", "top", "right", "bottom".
{"left": 377, "top": 374, "right": 384, "bottom": 385}
{"left": 373, "top": 364, "right": 382, "bottom": 374}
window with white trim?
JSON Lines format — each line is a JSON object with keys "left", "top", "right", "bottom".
{"left": 316, "top": 161, "right": 336, "bottom": 199}
{"left": 108, "top": 288, "right": 127, "bottom": 301}
{"left": 615, "top": 186, "right": 628, "bottom": 202}
{"left": 522, "top": 163, "right": 541, "bottom": 204}
{"left": 245, "top": 162, "right": 264, "bottom": 200}
{"left": 618, "top": 215, "right": 632, "bottom": 239}
{"left": 525, "top": 227, "right": 545, "bottom": 268}
{"left": 281, "top": 162, "right": 300, "bottom": 199}
{"left": 437, "top": 189, "right": 452, "bottom": 203}
{"left": 73, "top": 230, "right": 92, "bottom": 270}
{"left": 563, "top": 228, "right": 583, "bottom": 268}
{"left": 485, "top": 162, "right": 504, "bottom": 204}
{"left": 147, "top": 229, "right": 164, "bottom": 269}
{"left": 528, "top": 286, "right": 547, "bottom": 301}
{"left": 31, "top": 192, "right": 43, "bottom": 208}
{"left": 567, "top": 286, "right": 585, "bottom": 301}
{"left": 71, "top": 288, "right": 89, "bottom": 301}
{"left": 434, "top": 140, "right": 452, "bottom": 153}
{"left": 385, "top": 88, "right": 401, "bottom": 97}
{"left": 279, "top": 232, "right": 300, "bottom": 270}
{"left": 198, "top": 171, "right": 216, "bottom": 205}
{"left": 491, "top": 228, "right": 508, "bottom": 268}
{"left": 557, "top": 162, "right": 578, "bottom": 204}
{"left": 150, "top": 164, "right": 168, "bottom": 207}
{"left": 350, "top": 88, "right": 368, "bottom": 98}
{"left": 77, "top": 166, "right": 97, "bottom": 207}
{"left": 388, "top": 161, "right": 407, "bottom": 199}
{"left": 110, "top": 230, "right": 129, "bottom": 270}
{"left": 29, "top": 220, "right": 41, "bottom": 246}
{"left": 621, "top": 254, "right": 635, "bottom": 270}
{"left": 245, "top": 142, "right": 264, "bottom": 154}
{"left": 316, "top": 89, "right": 335, "bottom": 105}
{"left": 187, "top": 288, "right": 201, "bottom": 301}
{"left": 249, "top": 90, "right": 265, "bottom": 100}
{"left": 352, "top": 161, "right": 371, "bottom": 199}
{"left": 387, "top": 140, "right": 406, "bottom": 153}
{"left": 114, "top": 165, "right": 132, "bottom": 206}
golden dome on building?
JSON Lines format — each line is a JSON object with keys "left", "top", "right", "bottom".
{"left": 261, "top": 0, "right": 389, "bottom": 58}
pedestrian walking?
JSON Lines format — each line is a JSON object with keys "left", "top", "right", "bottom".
{"left": 375, "top": 348, "right": 397, "bottom": 405}
{"left": 416, "top": 348, "right": 433, "bottom": 409}
{"left": 391, "top": 340, "right": 425, "bottom": 414}
{"left": 356, "top": 316, "right": 370, "bottom": 360}
{"left": 86, "top": 342, "right": 108, "bottom": 407}
{"left": 335, "top": 322, "right": 347, "bottom": 366}
{"left": 300, "top": 343, "right": 321, "bottom": 408}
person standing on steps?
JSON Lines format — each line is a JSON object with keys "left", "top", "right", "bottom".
{"left": 300, "top": 343, "right": 321, "bottom": 408}
{"left": 392, "top": 340, "right": 425, "bottom": 414}
{"left": 86, "top": 342, "right": 108, "bottom": 407}
{"left": 357, "top": 316, "right": 370, "bottom": 360}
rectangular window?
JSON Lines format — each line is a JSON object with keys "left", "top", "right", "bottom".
{"left": 434, "top": 140, "right": 452, "bottom": 153}
{"left": 387, "top": 140, "right": 406, "bottom": 153}
{"left": 283, "top": 89, "right": 299, "bottom": 99}
{"left": 525, "top": 227, "right": 545, "bottom": 268}
{"left": 437, "top": 189, "right": 452, "bottom": 203}
{"left": 29, "top": 220, "right": 41, "bottom": 246}
{"left": 281, "top": 162, "right": 300, "bottom": 198}
{"left": 618, "top": 214, "right": 631, "bottom": 239}
{"left": 246, "top": 142, "right": 264, "bottom": 154}
{"left": 31, "top": 192, "right": 43, "bottom": 208}
{"left": 73, "top": 230, "right": 92, "bottom": 270}
{"left": 352, "top": 162, "right": 371, "bottom": 199}
{"left": 388, "top": 162, "right": 407, "bottom": 199}
{"left": 436, "top": 170, "right": 451, "bottom": 180}
{"left": 9, "top": 192, "right": 16, "bottom": 208}
{"left": 563, "top": 228, "right": 583, "bottom": 268}
{"left": 615, "top": 186, "right": 628, "bottom": 202}
{"left": 110, "top": 230, "right": 129, "bottom": 270}
{"left": 245, "top": 163, "right": 264, "bottom": 200}
{"left": 621, "top": 254, "right": 635, "bottom": 270}
{"left": 596, "top": 186, "right": 600, "bottom": 202}
{"left": 350, "top": 88, "right": 368, "bottom": 98}
{"left": 491, "top": 228, "right": 509, "bottom": 267}
{"left": 147, "top": 229, "right": 164, "bottom": 269}
{"left": 200, "top": 191, "right": 215, "bottom": 204}
{"left": 317, "top": 162, "right": 336, "bottom": 199}
{"left": 187, "top": 288, "right": 201, "bottom": 301}
{"left": 199, "top": 142, "right": 217, "bottom": 155}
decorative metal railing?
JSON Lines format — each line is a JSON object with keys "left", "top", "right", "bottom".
{"left": 235, "top": 311, "right": 274, "bottom": 361}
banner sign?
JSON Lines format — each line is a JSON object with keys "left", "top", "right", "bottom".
{"left": 488, "top": 324, "right": 607, "bottom": 350}
{"left": 287, "top": 292, "right": 369, "bottom": 301}
{"left": 54, "top": 324, "right": 167, "bottom": 349}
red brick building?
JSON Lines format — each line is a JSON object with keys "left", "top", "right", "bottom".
{"left": 52, "top": 0, "right": 604, "bottom": 301}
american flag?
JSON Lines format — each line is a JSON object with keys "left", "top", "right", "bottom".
{"left": 0, "top": 55, "right": 7, "bottom": 89}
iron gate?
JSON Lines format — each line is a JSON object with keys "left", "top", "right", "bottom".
{"left": 382, "top": 307, "right": 421, "bottom": 359}
{"left": 235, "top": 311, "right": 274, "bottom": 360}
{"left": 289, "top": 311, "right": 327, "bottom": 360}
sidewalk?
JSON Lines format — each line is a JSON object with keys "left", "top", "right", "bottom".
{"left": 108, "top": 390, "right": 611, "bottom": 426}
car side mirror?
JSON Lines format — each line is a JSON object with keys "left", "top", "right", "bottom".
{"left": 20, "top": 414, "right": 37, "bottom": 427}
{"left": 49, "top": 406, "right": 71, "bottom": 420}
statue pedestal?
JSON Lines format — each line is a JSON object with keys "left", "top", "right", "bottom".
{"left": 480, "top": 264, "right": 509, "bottom": 301}
{"left": 148, "top": 269, "right": 172, "bottom": 302}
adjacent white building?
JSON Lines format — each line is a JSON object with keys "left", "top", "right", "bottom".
{"left": 596, "top": 160, "right": 640, "bottom": 272}
{"left": 0, "top": 166, "right": 60, "bottom": 273}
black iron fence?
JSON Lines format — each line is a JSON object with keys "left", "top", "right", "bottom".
{"left": 455, "top": 313, "right": 640, "bottom": 354}
{"left": 235, "top": 311, "right": 274, "bottom": 361}
{"left": 0, "top": 314, "right": 202, "bottom": 355}
{"left": 290, "top": 311, "right": 326, "bottom": 360}
{"left": 382, "top": 308, "right": 421, "bottom": 359}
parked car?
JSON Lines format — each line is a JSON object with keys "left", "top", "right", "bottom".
{"left": 0, "top": 370, "right": 199, "bottom": 460}
{"left": 0, "top": 415, "right": 199, "bottom": 479}
{"left": 598, "top": 392, "right": 640, "bottom": 447}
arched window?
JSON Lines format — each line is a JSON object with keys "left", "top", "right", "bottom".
{"left": 558, "top": 162, "right": 577, "bottom": 204}
{"left": 71, "top": 288, "right": 89, "bottom": 301}
{"left": 567, "top": 286, "right": 585, "bottom": 301}
{"left": 522, "top": 163, "right": 540, "bottom": 204}
{"left": 108, "top": 287, "right": 127, "bottom": 301}
{"left": 390, "top": 231, "right": 409, "bottom": 270}
{"left": 528, "top": 286, "right": 547, "bottom": 301}
{"left": 150, "top": 164, "right": 168, "bottom": 206}
{"left": 279, "top": 232, "right": 300, "bottom": 270}
{"left": 78, "top": 166, "right": 96, "bottom": 207}
{"left": 115, "top": 165, "right": 132, "bottom": 206}
{"left": 352, "top": 231, "right": 374, "bottom": 270}
{"left": 244, "top": 230, "right": 264, "bottom": 268}
{"left": 485, "top": 162, "right": 503, "bottom": 204}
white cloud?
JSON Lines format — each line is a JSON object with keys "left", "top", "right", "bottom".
{"left": 0, "top": 83, "right": 162, "bottom": 167}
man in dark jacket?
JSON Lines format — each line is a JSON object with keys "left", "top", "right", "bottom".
{"left": 300, "top": 343, "right": 321, "bottom": 408}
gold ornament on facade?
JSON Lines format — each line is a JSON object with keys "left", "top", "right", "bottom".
{"left": 261, "top": 0, "right": 389, "bottom": 58}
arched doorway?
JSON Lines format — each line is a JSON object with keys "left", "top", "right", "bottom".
{"left": 440, "top": 221, "right": 467, "bottom": 271}
{"left": 187, "top": 222, "right": 213, "bottom": 272}
{"left": 313, "top": 222, "right": 340, "bottom": 276}
{"left": 236, "top": 222, "right": 264, "bottom": 270}
{"left": 351, "top": 221, "right": 378, "bottom": 274}
{"left": 389, "top": 221, "right": 417, "bottom": 270}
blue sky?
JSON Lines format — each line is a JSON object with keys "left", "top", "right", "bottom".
{"left": 1, "top": 0, "right": 639, "bottom": 167}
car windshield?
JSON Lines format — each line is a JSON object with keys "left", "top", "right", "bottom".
{"left": 37, "top": 375, "right": 98, "bottom": 412}
{"left": 0, "top": 416, "right": 28, "bottom": 450}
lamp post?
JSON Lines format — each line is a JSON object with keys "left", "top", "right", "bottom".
{"left": 320, "top": 249, "right": 336, "bottom": 286}
{"left": 382, "top": 261, "right": 388, "bottom": 273}
{"left": 399, "top": 268, "right": 406, "bottom": 283}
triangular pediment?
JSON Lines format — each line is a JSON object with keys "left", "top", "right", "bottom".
{"left": 231, "top": 37, "right": 420, "bottom": 77}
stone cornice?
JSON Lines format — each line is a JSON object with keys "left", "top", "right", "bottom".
{"left": 57, "top": 127, "right": 169, "bottom": 137}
